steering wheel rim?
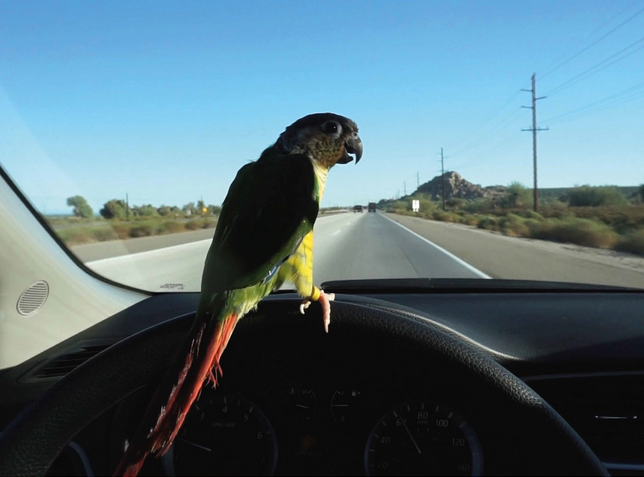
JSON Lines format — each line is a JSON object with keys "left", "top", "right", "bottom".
{"left": 0, "top": 297, "right": 608, "bottom": 476}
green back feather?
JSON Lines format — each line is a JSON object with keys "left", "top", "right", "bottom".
{"left": 199, "top": 147, "right": 319, "bottom": 299}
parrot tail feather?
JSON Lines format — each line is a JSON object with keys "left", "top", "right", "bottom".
{"left": 155, "top": 313, "right": 239, "bottom": 454}
{"left": 113, "top": 312, "right": 240, "bottom": 477}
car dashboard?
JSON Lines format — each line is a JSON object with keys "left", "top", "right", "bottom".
{"left": 1, "top": 282, "right": 644, "bottom": 476}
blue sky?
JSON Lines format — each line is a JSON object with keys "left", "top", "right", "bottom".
{"left": 1, "top": 0, "right": 643, "bottom": 214}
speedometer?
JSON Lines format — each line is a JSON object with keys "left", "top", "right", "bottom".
{"left": 365, "top": 401, "right": 483, "bottom": 476}
{"left": 164, "top": 393, "right": 278, "bottom": 476}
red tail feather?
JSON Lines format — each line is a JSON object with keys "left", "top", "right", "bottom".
{"left": 113, "top": 314, "right": 239, "bottom": 477}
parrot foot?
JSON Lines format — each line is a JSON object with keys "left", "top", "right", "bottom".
{"left": 299, "top": 291, "right": 335, "bottom": 333}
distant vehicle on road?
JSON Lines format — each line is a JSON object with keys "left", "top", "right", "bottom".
{"left": 353, "top": 205, "right": 363, "bottom": 213}
{"left": 368, "top": 202, "right": 377, "bottom": 212}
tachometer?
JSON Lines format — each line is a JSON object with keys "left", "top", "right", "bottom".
{"left": 365, "top": 401, "right": 482, "bottom": 476}
{"left": 164, "top": 393, "right": 278, "bottom": 476}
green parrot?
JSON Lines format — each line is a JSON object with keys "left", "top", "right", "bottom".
{"left": 114, "top": 113, "right": 363, "bottom": 476}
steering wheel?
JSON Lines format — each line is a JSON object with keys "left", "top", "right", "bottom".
{"left": 0, "top": 296, "right": 608, "bottom": 476}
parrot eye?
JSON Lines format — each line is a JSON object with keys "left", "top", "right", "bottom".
{"left": 322, "top": 121, "right": 342, "bottom": 137}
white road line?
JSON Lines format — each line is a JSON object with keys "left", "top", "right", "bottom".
{"left": 380, "top": 213, "right": 491, "bottom": 279}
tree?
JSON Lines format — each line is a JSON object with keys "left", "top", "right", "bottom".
{"left": 131, "top": 204, "right": 159, "bottom": 217}
{"left": 182, "top": 202, "right": 197, "bottom": 216}
{"left": 157, "top": 205, "right": 173, "bottom": 216}
{"left": 66, "top": 195, "right": 93, "bottom": 218}
{"left": 639, "top": 184, "right": 644, "bottom": 202}
{"left": 100, "top": 199, "right": 127, "bottom": 219}
{"left": 502, "top": 182, "right": 532, "bottom": 209}
{"left": 197, "top": 200, "right": 207, "bottom": 215}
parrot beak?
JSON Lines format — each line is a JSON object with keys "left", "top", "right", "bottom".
{"left": 338, "top": 134, "right": 363, "bottom": 164}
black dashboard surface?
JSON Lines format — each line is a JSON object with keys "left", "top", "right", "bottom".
{"left": 1, "top": 288, "right": 644, "bottom": 476}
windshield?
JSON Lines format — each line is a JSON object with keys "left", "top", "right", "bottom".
{"left": 1, "top": 1, "right": 643, "bottom": 292}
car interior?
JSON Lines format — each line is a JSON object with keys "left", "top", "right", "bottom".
{"left": 1, "top": 168, "right": 644, "bottom": 476}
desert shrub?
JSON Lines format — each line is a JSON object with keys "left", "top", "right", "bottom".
{"left": 614, "top": 230, "right": 644, "bottom": 256}
{"left": 568, "top": 186, "right": 628, "bottom": 207}
{"left": 462, "top": 198, "right": 492, "bottom": 214}
{"left": 477, "top": 216, "right": 499, "bottom": 231}
{"left": 57, "top": 228, "right": 94, "bottom": 246}
{"left": 432, "top": 211, "right": 453, "bottom": 222}
{"left": 446, "top": 198, "right": 465, "bottom": 209}
{"left": 129, "top": 224, "right": 154, "bottom": 238}
{"left": 160, "top": 221, "right": 185, "bottom": 234}
{"left": 185, "top": 220, "right": 202, "bottom": 230}
{"left": 202, "top": 219, "right": 217, "bottom": 229}
{"left": 111, "top": 224, "right": 131, "bottom": 240}
{"left": 91, "top": 227, "right": 118, "bottom": 241}
{"left": 417, "top": 198, "right": 437, "bottom": 213}
{"left": 530, "top": 218, "right": 617, "bottom": 249}
{"left": 498, "top": 214, "right": 530, "bottom": 237}
{"left": 516, "top": 210, "right": 543, "bottom": 220}
{"left": 500, "top": 182, "right": 533, "bottom": 209}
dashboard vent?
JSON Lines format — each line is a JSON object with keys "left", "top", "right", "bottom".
{"left": 25, "top": 342, "right": 113, "bottom": 381}
{"left": 527, "top": 374, "right": 644, "bottom": 466}
{"left": 17, "top": 280, "right": 49, "bottom": 316}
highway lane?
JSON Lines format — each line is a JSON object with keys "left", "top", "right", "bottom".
{"left": 84, "top": 212, "right": 486, "bottom": 292}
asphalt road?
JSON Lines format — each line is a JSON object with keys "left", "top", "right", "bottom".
{"left": 79, "top": 212, "right": 644, "bottom": 292}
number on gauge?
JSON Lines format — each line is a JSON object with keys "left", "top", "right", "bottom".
{"left": 365, "top": 401, "right": 483, "bottom": 476}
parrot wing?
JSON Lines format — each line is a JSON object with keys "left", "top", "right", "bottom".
{"left": 201, "top": 151, "right": 319, "bottom": 294}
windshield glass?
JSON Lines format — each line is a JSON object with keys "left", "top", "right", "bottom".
{"left": 1, "top": 1, "right": 643, "bottom": 292}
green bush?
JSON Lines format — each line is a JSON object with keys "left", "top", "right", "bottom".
{"left": 530, "top": 218, "right": 618, "bottom": 249}
{"left": 614, "top": 230, "right": 644, "bottom": 256}
{"left": 517, "top": 210, "right": 543, "bottom": 220}
{"left": 57, "top": 228, "right": 94, "bottom": 246}
{"left": 129, "top": 224, "right": 154, "bottom": 238}
{"left": 432, "top": 211, "right": 453, "bottom": 222}
{"left": 111, "top": 224, "right": 131, "bottom": 240}
{"left": 477, "top": 216, "right": 499, "bottom": 231}
{"left": 160, "top": 221, "right": 185, "bottom": 234}
{"left": 462, "top": 198, "right": 492, "bottom": 214}
{"left": 202, "top": 219, "right": 217, "bottom": 229}
{"left": 568, "top": 186, "right": 628, "bottom": 207}
{"left": 498, "top": 214, "right": 530, "bottom": 237}
{"left": 185, "top": 220, "right": 202, "bottom": 230}
{"left": 91, "top": 227, "right": 118, "bottom": 241}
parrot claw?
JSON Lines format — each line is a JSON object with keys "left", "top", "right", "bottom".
{"left": 299, "top": 300, "right": 311, "bottom": 315}
{"left": 299, "top": 291, "right": 335, "bottom": 333}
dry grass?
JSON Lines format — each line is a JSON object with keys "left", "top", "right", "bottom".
{"left": 54, "top": 217, "right": 217, "bottom": 247}
{"left": 615, "top": 230, "right": 644, "bottom": 256}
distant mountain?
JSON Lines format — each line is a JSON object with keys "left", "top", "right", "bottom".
{"left": 415, "top": 172, "right": 506, "bottom": 200}
{"left": 380, "top": 172, "right": 639, "bottom": 204}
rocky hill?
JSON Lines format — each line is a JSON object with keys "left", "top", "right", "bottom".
{"left": 415, "top": 172, "right": 506, "bottom": 200}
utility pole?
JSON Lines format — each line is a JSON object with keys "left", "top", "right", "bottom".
{"left": 404, "top": 180, "right": 406, "bottom": 196}
{"left": 440, "top": 147, "right": 445, "bottom": 211}
{"left": 417, "top": 172, "right": 420, "bottom": 190}
{"left": 522, "top": 73, "right": 548, "bottom": 212}
{"left": 125, "top": 193, "right": 129, "bottom": 221}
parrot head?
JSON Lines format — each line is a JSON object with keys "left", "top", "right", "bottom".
{"left": 275, "top": 113, "right": 363, "bottom": 168}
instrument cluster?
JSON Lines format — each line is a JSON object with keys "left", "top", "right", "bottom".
{"left": 161, "top": 384, "right": 483, "bottom": 476}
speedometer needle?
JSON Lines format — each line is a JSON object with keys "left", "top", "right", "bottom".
{"left": 394, "top": 411, "right": 422, "bottom": 455}
{"left": 179, "top": 438, "right": 212, "bottom": 452}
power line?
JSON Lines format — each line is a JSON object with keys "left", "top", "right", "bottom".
{"left": 540, "top": 3, "right": 644, "bottom": 80}
{"left": 542, "top": 79, "right": 644, "bottom": 124}
{"left": 447, "top": 90, "right": 523, "bottom": 157}
{"left": 545, "top": 34, "right": 644, "bottom": 96}
{"left": 547, "top": 87, "right": 644, "bottom": 125}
